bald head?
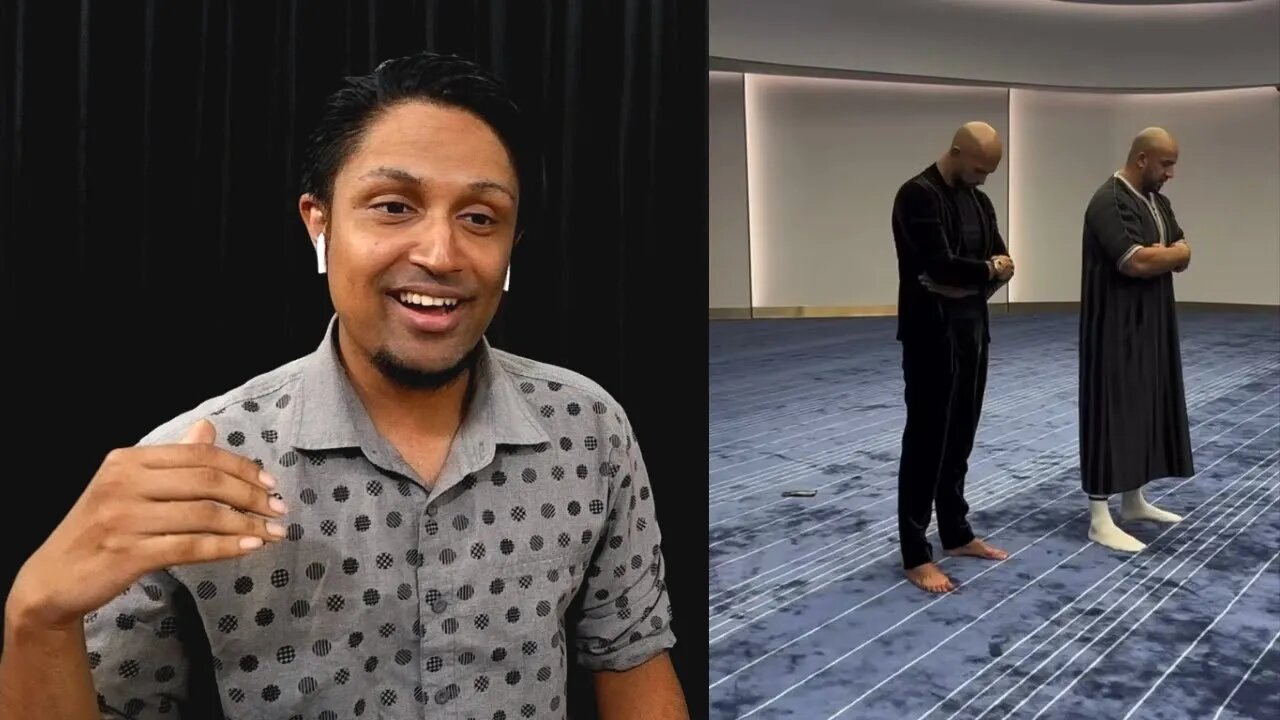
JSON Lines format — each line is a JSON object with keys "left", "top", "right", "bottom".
{"left": 942, "top": 121, "right": 1003, "bottom": 188}
{"left": 1125, "top": 126, "right": 1179, "bottom": 193}
{"left": 953, "top": 121, "right": 1002, "bottom": 156}
{"left": 1128, "top": 127, "right": 1177, "bottom": 163}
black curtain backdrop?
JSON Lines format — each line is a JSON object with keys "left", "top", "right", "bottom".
{"left": 0, "top": 1, "right": 709, "bottom": 717}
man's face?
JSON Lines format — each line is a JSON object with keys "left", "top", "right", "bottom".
{"left": 952, "top": 145, "right": 1003, "bottom": 188}
{"left": 1139, "top": 146, "right": 1178, "bottom": 193}
{"left": 304, "top": 101, "right": 518, "bottom": 380}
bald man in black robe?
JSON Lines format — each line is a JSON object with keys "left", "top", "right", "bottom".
{"left": 1079, "top": 127, "right": 1194, "bottom": 553}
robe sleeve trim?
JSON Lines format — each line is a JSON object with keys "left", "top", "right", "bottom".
{"left": 1117, "top": 243, "right": 1142, "bottom": 271}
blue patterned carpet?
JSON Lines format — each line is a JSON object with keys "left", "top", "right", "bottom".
{"left": 708, "top": 310, "right": 1280, "bottom": 720}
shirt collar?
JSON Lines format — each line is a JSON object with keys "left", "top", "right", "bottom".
{"left": 287, "top": 316, "right": 550, "bottom": 464}
{"left": 1113, "top": 171, "right": 1153, "bottom": 203}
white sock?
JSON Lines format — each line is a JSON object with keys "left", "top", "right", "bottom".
{"left": 1088, "top": 498, "right": 1146, "bottom": 552}
{"left": 1120, "top": 488, "right": 1183, "bottom": 523}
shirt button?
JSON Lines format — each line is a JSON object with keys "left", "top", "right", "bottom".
{"left": 426, "top": 504, "right": 438, "bottom": 517}
{"left": 432, "top": 600, "right": 448, "bottom": 614}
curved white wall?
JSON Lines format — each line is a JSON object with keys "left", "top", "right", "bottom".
{"left": 711, "top": 0, "right": 1280, "bottom": 90}
{"left": 710, "top": 73, "right": 753, "bottom": 309}
{"left": 744, "top": 75, "right": 1010, "bottom": 309}
{"left": 708, "top": 76, "right": 1280, "bottom": 311}
{"left": 1008, "top": 86, "right": 1280, "bottom": 305}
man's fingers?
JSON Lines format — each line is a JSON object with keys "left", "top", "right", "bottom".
{"left": 135, "top": 501, "right": 288, "bottom": 541}
{"left": 138, "top": 533, "right": 269, "bottom": 569}
{"left": 180, "top": 419, "right": 217, "bottom": 445}
{"left": 138, "top": 442, "right": 276, "bottom": 491}
{"left": 138, "top": 467, "right": 287, "bottom": 518}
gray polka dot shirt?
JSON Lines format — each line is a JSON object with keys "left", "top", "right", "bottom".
{"left": 84, "top": 318, "right": 675, "bottom": 719}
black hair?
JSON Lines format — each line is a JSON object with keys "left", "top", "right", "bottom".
{"left": 300, "top": 52, "right": 531, "bottom": 227}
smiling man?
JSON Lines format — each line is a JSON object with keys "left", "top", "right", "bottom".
{"left": 0, "top": 53, "right": 687, "bottom": 720}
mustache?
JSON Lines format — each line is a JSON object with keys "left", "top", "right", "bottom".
{"left": 384, "top": 276, "right": 476, "bottom": 295}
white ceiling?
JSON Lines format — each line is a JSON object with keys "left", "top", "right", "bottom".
{"left": 710, "top": 0, "right": 1280, "bottom": 90}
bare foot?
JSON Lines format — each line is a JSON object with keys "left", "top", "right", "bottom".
{"left": 905, "top": 562, "right": 956, "bottom": 594}
{"left": 945, "top": 538, "right": 1010, "bottom": 561}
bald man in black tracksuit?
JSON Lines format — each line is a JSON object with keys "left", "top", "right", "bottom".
{"left": 890, "top": 122, "right": 1015, "bottom": 594}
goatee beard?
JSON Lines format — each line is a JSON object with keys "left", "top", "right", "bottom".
{"left": 371, "top": 343, "right": 481, "bottom": 390}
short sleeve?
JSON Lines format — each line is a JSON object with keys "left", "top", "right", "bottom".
{"left": 1159, "top": 194, "right": 1185, "bottom": 243}
{"left": 571, "top": 418, "right": 675, "bottom": 671}
{"left": 1087, "top": 181, "right": 1146, "bottom": 270}
{"left": 85, "top": 571, "right": 193, "bottom": 718}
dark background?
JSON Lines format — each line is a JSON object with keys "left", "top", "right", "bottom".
{"left": 0, "top": 0, "right": 709, "bottom": 717}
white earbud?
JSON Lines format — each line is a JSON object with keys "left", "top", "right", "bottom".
{"left": 503, "top": 265, "right": 511, "bottom": 292}
{"left": 315, "top": 232, "right": 327, "bottom": 274}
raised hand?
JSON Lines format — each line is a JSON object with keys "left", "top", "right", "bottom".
{"left": 6, "top": 419, "right": 286, "bottom": 630}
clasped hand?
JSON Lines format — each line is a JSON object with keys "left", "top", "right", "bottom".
{"left": 919, "top": 254, "right": 1014, "bottom": 298}
{"left": 1173, "top": 239, "right": 1190, "bottom": 273}
{"left": 991, "top": 255, "right": 1015, "bottom": 281}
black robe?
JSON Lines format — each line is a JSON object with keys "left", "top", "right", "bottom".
{"left": 1078, "top": 174, "right": 1195, "bottom": 496}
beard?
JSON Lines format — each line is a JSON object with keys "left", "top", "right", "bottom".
{"left": 371, "top": 342, "right": 482, "bottom": 390}
{"left": 1140, "top": 169, "right": 1164, "bottom": 194}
